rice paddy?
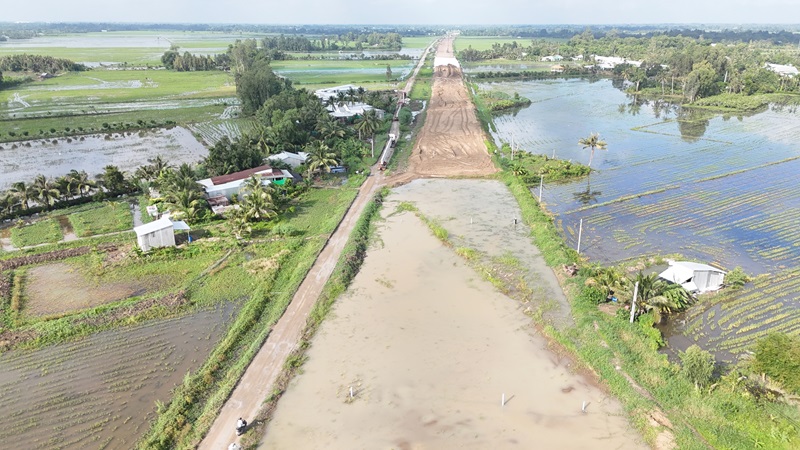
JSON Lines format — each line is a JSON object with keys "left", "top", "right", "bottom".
{"left": 485, "top": 78, "right": 800, "bottom": 360}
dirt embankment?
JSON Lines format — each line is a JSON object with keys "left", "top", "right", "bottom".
{"left": 398, "top": 36, "right": 497, "bottom": 181}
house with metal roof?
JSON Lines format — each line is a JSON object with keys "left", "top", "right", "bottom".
{"left": 658, "top": 261, "right": 726, "bottom": 294}
{"left": 133, "top": 217, "right": 190, "bottom": 252}
{"left": 196, "top": 165, "right": 293, "bottom": 201}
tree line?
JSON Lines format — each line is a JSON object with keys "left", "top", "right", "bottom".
{"left": 0, "top": 54, "right": 87, "bottom": 73}
{"left": 460, "top": 31, "right": 800, "bottom": 104}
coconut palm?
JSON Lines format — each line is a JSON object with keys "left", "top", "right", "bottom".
{"left": 239, "top": 175, "right": 276, "bottom": 222}
{"left": 317, "top": 115, "right": 346, "bottom": 143}
{"left": 0, "top": 192, "right": 16, "bottom": 215}
{"left": 9, "top": 181, "right": 31, "bottom": 210}
{"left": 632, "top": 272, "right": 690, "bottom": 324}
{"left": 593, "top": 266, "right": 628, "bottom": 300}
{"left": 68, "top": 169, "right": 95, "bottom": 197}
{"left": 304, "top": 142, "right": 338, "bottom": 177}
{"left": 31, "top": 174, "right": 61, "bottom": 210}
{"left": 163, "top": 187, "right": 206, "bottom": 222}
{"left": 578, "top": 133, "right": 607, "bottom": 168}
{"left": 355, "top": 109, "right": 381, "bottom": 157}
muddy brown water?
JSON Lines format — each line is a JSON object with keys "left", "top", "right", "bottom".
{"left": 0, "top": 304, "right": 236, "bottom": 449}
{"left": 262, "top": 179, "right": 644, "bottom": 449}
{"left": 0, "top": 127, "right": 207, "bottom": 191}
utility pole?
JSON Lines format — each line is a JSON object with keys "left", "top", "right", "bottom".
{"left": 630, "top": 281, "right": 639, "bottom": 323}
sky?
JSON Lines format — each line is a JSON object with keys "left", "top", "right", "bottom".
{"left": 4, "top": 0, "right": 800, "bottom": 25}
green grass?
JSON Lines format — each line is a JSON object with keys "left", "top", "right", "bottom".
{"left": 270, "top": 59, "right": 415, "bottom": 87}
{"left": 136, "top": 183, "right": 363, "bottom": 449}
{"left": 69, "top": 202, "right": 133, "bottom": 237}
{"left": 4, "top": 70, "right": 234, "bottom": 106}
{"left": 10, "top": 218, "right": 64, "bottom": 247}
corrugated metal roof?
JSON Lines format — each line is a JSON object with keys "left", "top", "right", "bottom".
{"left": 134, "top": 217, "right": 174, "bottom": 236}
{"left": 209, "top": 165, "right": 278, "bottom": 186}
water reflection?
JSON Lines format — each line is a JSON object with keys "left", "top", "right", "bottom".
{"left": 676, "top": 109, "right": 712, "bottom": 142}
{"left": 573, "top": 175, "right": 602, "bottom": 205}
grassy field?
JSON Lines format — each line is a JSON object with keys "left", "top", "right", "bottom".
{"left": 0, "top": 31, "right": 263, "bottom": 65}
{"left": 10, "top": 218, "right": 63, "bottom": 247}
{"left": 271, "top": 59, "right": 415, "bottom": 88}
{"left": 69, "top": 202, "right": 133, "bottom": 237}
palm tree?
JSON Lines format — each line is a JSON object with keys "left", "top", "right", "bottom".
{"left": 578, "top": 133, "right": 607, "bottom": 168}
{"left": 0, "top": 192, "right": 16, "bottom": 215}
{"left": 592, "top": 266, "right": 628, "bottom": 300}
{"left": 31, "top": 174, "right": 61, "bottom": 210}
{"left": 9, "top": 182, "right": 31, "bottom": 210}
{"left": 239, "top": 175, "right": 276, "bottom": 222}
{"left": 164, "top": 188, "right": 206, "bottom": 222}
{"left": 632, "top": 272, "right": 690, "bottom": 324}
{"left": 356, "top": 109, "right": 381, "bottom": 157}
{"left": 317, "top": 115, "right": 346, "bottom": 143}
{"left": 305, "top": 142, "right": 339, "bottom": 178}
{"left": 68, "top": 169, "right": 95, "bottom": 197}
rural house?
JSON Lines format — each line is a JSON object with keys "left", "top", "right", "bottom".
{"left": 197, "top": 165, "right": 294, "bottom": 214}
{"left": 134, "top": 216, "right": 190, "bottom": 252}
{"left": 765, "top": 63, "right": 799, "bottom": 77}
{"left": 267, "top": 151, "right": 308, "bottom": 168}
{"left": 658, "top": 261, "right": 726, "bottom": 294}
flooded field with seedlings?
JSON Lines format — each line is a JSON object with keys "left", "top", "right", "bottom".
{"left": 482, "top": 78, "right": 800, "bottom": 361}
{"left": 0, "top": 127, "right": 207, "bottom": 190}
{"left": 0, "top": 305, "right": 235, "bottom": 449}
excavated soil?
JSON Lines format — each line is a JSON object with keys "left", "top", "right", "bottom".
{"left": 399, "top": 36, "right": 497, "bottom": 181}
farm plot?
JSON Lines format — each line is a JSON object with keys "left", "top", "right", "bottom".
{"left": 488, "top": 77, "right": 800, "bottom": 358}
{"left": 188, "top": 117, "right": 253, "bottom": 147}
{"left": 270, "top": 59, "right": 415, "bottom": 87}
{"left": 0, "top": 305, "right": 234, "bottom": 450}
{"left": 0, "top": 127, "right": 207, "bottom": 191}
{"left": 665, "top": 268, "right": 800, "bottom": 363}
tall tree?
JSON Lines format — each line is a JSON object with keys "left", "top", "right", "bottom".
{"left": 355, "top": 109, "right": 382, "bottom": 157}
{"left": 236, "top": 57, "right": 291, "bottom": 115}
{"left": 9, "top": 181, "right": 31, "bottom": 210}
{"left": 239, "top": 175, "right": 276, "bottom": 222}
{"left": 31, "top": 174, "right": 60, "bottom": 210}
{"left": 304, "top": 142, "right": 338, "bottom": 177}
{"left": 578, "top": 133, "right": 607, "bottom": 168}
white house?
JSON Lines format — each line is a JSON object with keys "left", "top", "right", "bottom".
{"left": 314, "top": 85, "right": 363, "bottom": 102}
{"left": 267, "top": 151, "right": 308, "bottom": 168}
{"left": 326, "top": 103, "right": 384, "bottom": 120}
{"left": 658, "top": 261, "right": 726, "bottom": 294}
{"left": 765, "top": 63, "right": 799, "bottom": 78}
{"left": 197, "top": 165, "right": 293, "bottom": 201}
{"left": 590, "top": 55, "right": 642, "bottom": 70}
{"left": 133, "top": 217, "right": 190, "bottom": 252}
{"left": 541, "top": 55, "right": 563, "bottom": 62}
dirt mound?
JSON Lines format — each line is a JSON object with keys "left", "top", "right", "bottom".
{"left": 399, "top": 36, "right": 497, "bottom": 180}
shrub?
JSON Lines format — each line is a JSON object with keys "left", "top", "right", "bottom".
{"left": 579, "top": 284, "right": 606, "bottom": 305}
{"left": 725, "top": 267, "right": 750, "bottom": 289}
{"left": 751, "top": 333, "right": 800, "bottom": 395}
{"left": 680, "top": 344, "right": 715, "bottom": 389}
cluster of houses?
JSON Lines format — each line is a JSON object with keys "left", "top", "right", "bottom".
{"left": 314, "top": 84, "right": 384, "bottom": 119}
{"left": 135, "top": 84, "right": 382, "bottom": 252}
{"left": 540, "top": 54, "right": 799, "bottom": 79}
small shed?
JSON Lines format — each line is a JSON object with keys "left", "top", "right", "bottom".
{"left": 658, "top": 261, "right": 726, "bottom": 294}
{"left": 134, "top": 217, "right": 177, "bottom": 252}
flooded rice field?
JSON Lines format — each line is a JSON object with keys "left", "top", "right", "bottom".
{"left": 0, "top": 304, "right": 235, "bottom": 449}
{"left": 483, "top": 78, "right": 800, "bottom": 362}
{"left": 0, "top": 127, "right": 208, "bottom": 190}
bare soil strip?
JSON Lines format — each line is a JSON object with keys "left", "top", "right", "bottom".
{"left": 403, "top": 35, "right": 497, "bottom": 179}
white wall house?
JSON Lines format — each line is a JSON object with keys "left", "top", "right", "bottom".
{"left": 134, "top": 217, "right": 176, "bottom": 252}
{"left": 658, "top": 261, "right": 726, "bottom": 294}
{"left": 765, "top": 63, "right": 799, "bottom": 77}
{"left": 197, "top": 165, "right": 293, "bottom": 201}
{"left": 267, "top": 151, "right": 308, "bottom": 168}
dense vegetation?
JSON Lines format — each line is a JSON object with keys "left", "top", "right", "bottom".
{"left": 0, "top": 54, "right": 87, "bottom": 73}
{"left": 458, "top": 31, "right": 800, "bottom": 106}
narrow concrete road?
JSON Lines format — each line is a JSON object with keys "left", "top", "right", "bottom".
{"left": 199, "top": 172, "right": 384, "bottom": 450}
